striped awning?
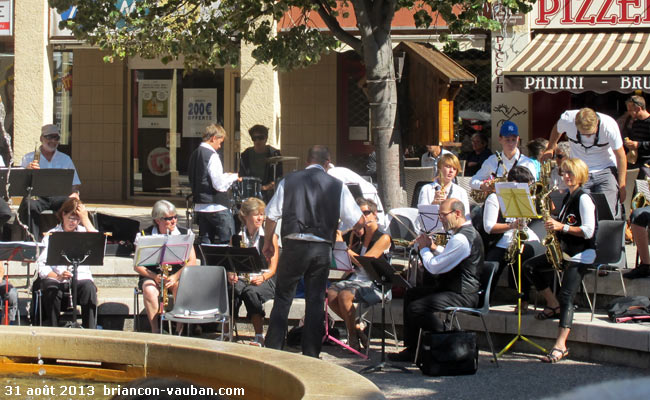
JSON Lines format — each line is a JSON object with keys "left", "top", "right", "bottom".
{"left": 504, "top": 32, "right": 650, "bottom": 93}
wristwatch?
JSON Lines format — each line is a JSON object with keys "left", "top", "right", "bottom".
{"left": 562, "top": 224, "right": 570, "bottom": 233}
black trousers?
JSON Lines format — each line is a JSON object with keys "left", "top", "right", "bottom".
{"left": 524, "top": 254, "right": 589, "bottom": 329}
{"left": 402, "top": 287, "right": 478, "bottom": 351}
{"left": 0, "top": 198, "right": 11, "bottom": 229}
{"left": 265, "top": 240, "right": 330, "bottom": 357}
{"left": 231, "top": 278, "right": 276, "bottom": 318}
{"left": 40, "top": 279, "right": 97, "bottom": 329}
{"left": 486, "top": 241, "right": 543, "bottom": 303}
{"left": 196, "top": 209, "right": 234, "bottom": 244}
{"left": 18, "top": 196, "right": 68, "bottom": 239}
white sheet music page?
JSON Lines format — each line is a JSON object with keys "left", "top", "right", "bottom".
{"left": 417, "top": 204, "right": 444, "bottom": 234}
{"left": 333, "top": 241, "right": 353, "bottom": 271}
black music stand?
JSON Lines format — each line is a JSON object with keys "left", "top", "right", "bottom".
{"left": 346, "top": 183, "right": 363, "bottom": 200}
{"left": 355, "top": 255, "right": 410, "bottom": 374}
{"left": 200, "top": 244, "right": 264, "bottom": 341}
{"left": 46, "top": 232, "right": 106, "bottom": 328}
{"left": 0, "top": 242, "right": 45, "bottom": 324}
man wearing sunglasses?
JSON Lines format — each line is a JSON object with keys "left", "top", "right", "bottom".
{"left": 542, "top": 108, "right": 627, "bottom": 219}
{"left": 623, "top": 96, "right": 650, "bottom": 180}
{"left": 238, "top": 125, "right": 282, "bottom": 202}
{"left": 19, "top": 124, "right": 81, "bottom": 239}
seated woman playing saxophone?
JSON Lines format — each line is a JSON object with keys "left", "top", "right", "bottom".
{"left": 418, "top": 153, "right": 470, "bottom": 219}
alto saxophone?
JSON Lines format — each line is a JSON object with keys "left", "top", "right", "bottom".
{"left": 504, "top": 219, "right": 529, "bottom": 267}
{"left": 434, "top": 233, "right": 449, "bottom": 246}
{"left": 160, "top": 264, "right": 172, "bottom": 312}
{"left": 470, "top": 151, "right": 507, "bottom": 203}
{"left": 540, "top": 189, "right": 564, "bottom": 271}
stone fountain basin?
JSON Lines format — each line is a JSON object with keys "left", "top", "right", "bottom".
{"left": 0, "top": 326, "right": 384, "bottom": 400}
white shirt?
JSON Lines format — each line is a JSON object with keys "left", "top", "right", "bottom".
{"left": 470, "top": 149, "right": 536, "bottom": 190}
{"left": 266, "top": 164, "right": 363, "bottom": 242}
{"left": 328, "top": 166, "right": 384, "bottom": 222}
{"left": 419, "top": 221, "right": 472, "bottom": 275}
{"left": 556, "top": 110, "right": 623, "bottom": 173}
{"left": 483, "top": 193, "right": 540, "bottom": 249}
{"left": 21, "top": 149, "right": 81, "bottom": 186}
{"left": 559, "top": 192, "right": 596, "bottom": 264}
{"left": 38, "top": 225, "right": 93, "bottom": 282}
{"left": 194, "top": 142, "right": 239, "bottom": 213}
{"left": 417, "top": 180, "right": 471, "bottom": 220}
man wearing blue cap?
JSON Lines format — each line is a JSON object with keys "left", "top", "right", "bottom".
{"left": 470, "top": 120, "right": 536, "bottom": 196}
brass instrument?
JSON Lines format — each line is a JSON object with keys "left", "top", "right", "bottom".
{"left": 537, "top": 160, "right": 564, "bottom": 271}
{"left": 392, "top": 238, "right": 414, "bottom": 248}
{"left": 160, "top": 264, "right": 172, "bottom": 312}
{"left": 504, "top": 219, "right": 529, "bottom": 267}
{"left": 434, "top": 233, "right": 449, "bottom": 246}
{"left": 470, "top": 151, "right": 508, "bottom": 203}
{"left": 34, "top": 143, "right": 41, "bottom": 163}
{"left": 632, "top": 192, "right": 649, "bottom": 210}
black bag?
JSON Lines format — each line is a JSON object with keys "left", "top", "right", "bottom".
{"left": 607, "top": 296, "right": 650, "bottom": 323}
{"left": 417, "top": 330, "right": 478, "bottom": 376}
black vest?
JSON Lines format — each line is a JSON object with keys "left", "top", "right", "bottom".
{"left": 558, "top": 188, "right": 597, "bottom": 257}
{"left": 280, "top": 167, "right": 342, "bottom": 243}
{"left": 437, "top": 224, "right": 483, "bottom": 295}
{"left": 188, "top": 145, "right": 230, "bottom": 206}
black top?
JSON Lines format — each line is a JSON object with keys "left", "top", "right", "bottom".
{"left": 239, "top": 145, "right": 282, "bottom": 185}
{"left": 464, "top": 148, "right": 492, "bottom": 177}
{"left": 558, "top": 188, "right": 597, "bottom": 257}
{"left": 346, "top": 229, "right": 394, "bottom": 262}
{"left": 626, "top": 116, "right": 650, "bottom": 177}
{"left": 188, "top": 145, "right": 230, "bottom": 206}
{"left": 437, "top": 224, "right": 483, "bottom": 295}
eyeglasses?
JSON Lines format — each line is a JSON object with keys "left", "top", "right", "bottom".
{"left": 362, "top": 210, "right": 373, "bottom": 215}
{"left": 555, "top": 154, "right": 565, "bottom": 159}
{"left": 66, "top": 215, "right": 81, "bottom": 222}
{"left": 43, "top": 134, "right": 60, "bottom": 141}
{"left": 628, "top": 97, "right": 645, "bottom": 108}
{"left": 560, "top": 169, "right": 574, "bottom": 176}
{"left": 161, "top": 215, "right": 178, "bottom": 221}
{"left": 439, "top": 210, "right": 455, "bottom": 218}
{"left": 251, "top": 135, "right": 266, "bottom": 141}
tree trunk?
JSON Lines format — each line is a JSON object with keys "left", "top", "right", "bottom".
{"left": 363, "top": 38, "right": 402, "bottom": 210}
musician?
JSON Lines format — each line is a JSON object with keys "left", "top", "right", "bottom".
{"left": 623, "top": 95, "right": 650, "bottom": 180}
{"left": 228, "top": 197, "right": 279, "bottom": 346}
{"left": 134, "top": 200, "right": 197, "bottom": 334}
{"left": 37, "top": 198, "right": 97, "bottom": 328}
{"left": 389, "top": 198, "right": 482, "bottom": 363}
{"left": 0, "top": 263, "right": 18, "bottom": 324}
{"left": 238, "top": 125, "right": 282, "bottom": 202}
{"left": 262, "top": 145, "right": 364, "bottom": 358}
{"left": 524, "top": 158, "right": 596, "bottom": 363}
{"left": 541, "top": 107, "right": 626, "bottom": 219}
{"left": 327, "top": 163, "right": 385, "bottom": 224}
{"left": 483, "top": 166, "right": 542, "bottom": 313}
{"left": 188, "top": 123, "right": 239, "bottom": 244}
{"left": 19, "top": 124, "right": 81, "bottom": 239}
{"left": 417, "top": 153, "right": 470, "bottom": 219}
{"left": 327, "top": 198, "right": 393, "bottom": 352}
{"left": 624, "top": 206, "right": 650, "bottom": 279}
{"left": 470, "top": 121, "right": 536, "bottom": 196}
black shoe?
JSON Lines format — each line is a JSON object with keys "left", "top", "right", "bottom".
{"left": 623, "top": 264, "right": 650, "bottom": 279}
{"left": 387, "top": 349, "right": 415, "bottom": 363}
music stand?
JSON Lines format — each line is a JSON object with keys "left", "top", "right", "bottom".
{"left": 495, "top": 182, "right": 547, "bottom": 357}
{"left": 346, "top": 183, "right": 363, "bottom": 200}
{"left": 0, "top": 242, "right": 45, "bottom": 324}
{"left": 355, "top": 255, "right": 410, "bottom": 374}
{"left": 200, "top": 244, "right": 264, "bottom": 341}
{"left": 417, "top": 204, "right": 443, "bottom": 234}
{"left": 46, "top": 232, "right": 106, "bottom": 328}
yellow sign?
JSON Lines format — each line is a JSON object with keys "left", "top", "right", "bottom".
{"left": 438, "top": 99, "right": 454, "bottom": 144}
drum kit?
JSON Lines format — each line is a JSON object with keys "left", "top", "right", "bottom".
{"left": 231, "top": 155, "right": 299, "bottom": 206}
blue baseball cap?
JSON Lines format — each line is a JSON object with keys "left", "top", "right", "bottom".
{"left": 500, "top": 121, "right": 519, "bottom": 137}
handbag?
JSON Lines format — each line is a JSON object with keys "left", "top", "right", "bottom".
{"left": 417, "top": 330, "right": 478, "bottom": 376}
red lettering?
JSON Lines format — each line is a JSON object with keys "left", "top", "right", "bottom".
{"left": 597, "top": 0, "right": 618, "bottom": 23}
{"left": 536, "top": 0, "right": 561, "bottom": 24}
{"left": 644, "top": 0, "right": 650, "bottom": 21}
{"left": 561, "top": 0, "right": 572, "bottom": 23}
{"left": 618, "top": 0, "right": 641, "bottom": 23}
{"left": 576, "top": 0, "right": 596, "bottom": 24}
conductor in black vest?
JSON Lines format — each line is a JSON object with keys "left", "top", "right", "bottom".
{"left": 188, "top": 124, "right": 239, "bottom": 244}
{"left": 262, "top": 145, "right": 365, "bottom": 357}
{"left": 389, "top": 198, "right": 483, "bottom": 363}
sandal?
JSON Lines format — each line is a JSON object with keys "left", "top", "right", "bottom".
{"left": 536, "top": 306, "right": 560, "bottom": 320}
{"left": 542, "top": 347, "right": 569, "bottom": 363}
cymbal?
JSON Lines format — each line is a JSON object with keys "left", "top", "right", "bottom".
{"left": 266, "top": 156, "right": 299, "bottom": 164}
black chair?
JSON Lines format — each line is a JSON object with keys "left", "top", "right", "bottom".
{"left": 410, "top": 180, "right": 434, "bottom": 208}
{"left": 414, "top": 261, "right": 500, "bottom": 367}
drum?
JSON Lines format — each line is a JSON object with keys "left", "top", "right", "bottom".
{"left": 236, "top": 177, "right": 263, "bottom": 203}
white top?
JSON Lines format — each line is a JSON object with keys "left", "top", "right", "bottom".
{"left": 419, "top": 221, "right": 472, "bottom": 275}
{"left": 421, "top": 149, "right": 452, "bottom": 168}
{"left": 38, "top": 225, "right": 93, "bottom": 282}
{"left": 483, "top": 193, "right": 540, "bottom": 249}
{"left": 240, "top": 226, "right": 264, "bottom": 249}
{"left": 194, "top": 142, "right": 239, "bottom": 213}
{"left": 470, "top": 149, "right": 536, "bottom": 190}
{"left": 417, "top": 180, "right": 471, "bottom": 220}
{"left": 556, "top": 110, "right": 623, "bottom": 173}
{"left": 266, "top": 164, "right": 363, "bottom": 243}
{"left": 21, "top": 149, "right": 81, "bottom": 186}
{"left": 0, "top": 156, "right": 4, "bottom": 167}
{"left": 328, "top": 166, "right": 384, "bottom": 218}
{"left": 560, "top": 192, "right": 596, "bottom": 264}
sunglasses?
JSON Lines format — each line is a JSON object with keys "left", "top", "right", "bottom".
{"left": 251, "top": 135, "right": 266, "bottom": 141}
{"left": 161, "top": 215, "right": 178, "bottom": 221}
{"left": 555, "top": 154, "right": 565, "bottom": 159}
{"left": 43, "top": 134, "right": 61, "bottom": 141}
{"left": 629, "top": 97, "right": 645, "bottom": 108}
{"left": 362, "top": 210, "right": 374, "bottom": 215}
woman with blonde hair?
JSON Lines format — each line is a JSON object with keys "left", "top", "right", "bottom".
{"left": 524, "top": 158, "right": 596, "bottom": 363}
{"left": 417, "top": 153, "right": 470, "bottom": 219}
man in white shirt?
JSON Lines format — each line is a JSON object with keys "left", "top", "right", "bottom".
{"left": 188, "top": 124, "right": 239, "bottom": 244}
{"left": 19, "top": 124, "right": 81, "bottom": 239}
{"left": 541, "top": 108, "right": 627, "bottom": 219}
{"left": 470, "top": 121, "right": 537, "bottom": 195}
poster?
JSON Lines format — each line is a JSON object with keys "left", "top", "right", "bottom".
{"left": 0, "top": 0, "right": 12, "bottom": 36}
{"left": 138, "top": 80, "right": 171, "bottom": 129}
{"left": 182, "top": 88, "right": 218, "bottom": 138}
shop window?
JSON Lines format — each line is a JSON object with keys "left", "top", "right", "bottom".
{"left": 53, "top": 51, "right": 73, "bottom": 146}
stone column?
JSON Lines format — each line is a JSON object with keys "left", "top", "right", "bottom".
{"left": 14, "top": 0, "right": 53, "bottom": 160}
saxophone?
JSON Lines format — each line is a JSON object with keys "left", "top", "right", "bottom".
{"left": 434, "top": 233, "right": 449, "bottom": 246}
{"left": 470, "top": 151, "right": 507, "bottom": 203}
{"left": 160, "top": 264, "right": 172, "bottom": 312}
{"left": 504, "top": 219, "right": 529, "bottom": 267}
{"left": 538, "top": 160, "right": 564, "bottom": 271}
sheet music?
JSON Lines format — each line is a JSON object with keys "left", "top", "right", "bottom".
{"left": 333, "top": 241, "right": 353, "bottom": 271}
{"left": 637, "top": 179, "right": 650, "bottom": 200}
{"left": 134, "top": 233, "right": 195, "bottom": 266}
{"left": 495, "top": 182, "right": 537, "bottom": 219}
{"left": 417, "top": 204, "right": 444, "bottom": 234}
{"left": 0, "top": 241, "right": 46, "bottom": 262}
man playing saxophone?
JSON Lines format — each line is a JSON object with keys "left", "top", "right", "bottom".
{"left": 470, "top": 121, "right": 536, "bottom": 202}
{"left": 482, "top": 166, "right": 542, "bottom": 313}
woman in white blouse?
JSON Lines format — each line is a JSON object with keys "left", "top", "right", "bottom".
{"left": 417, "top": 153, "right": 470, "bottom": 219}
